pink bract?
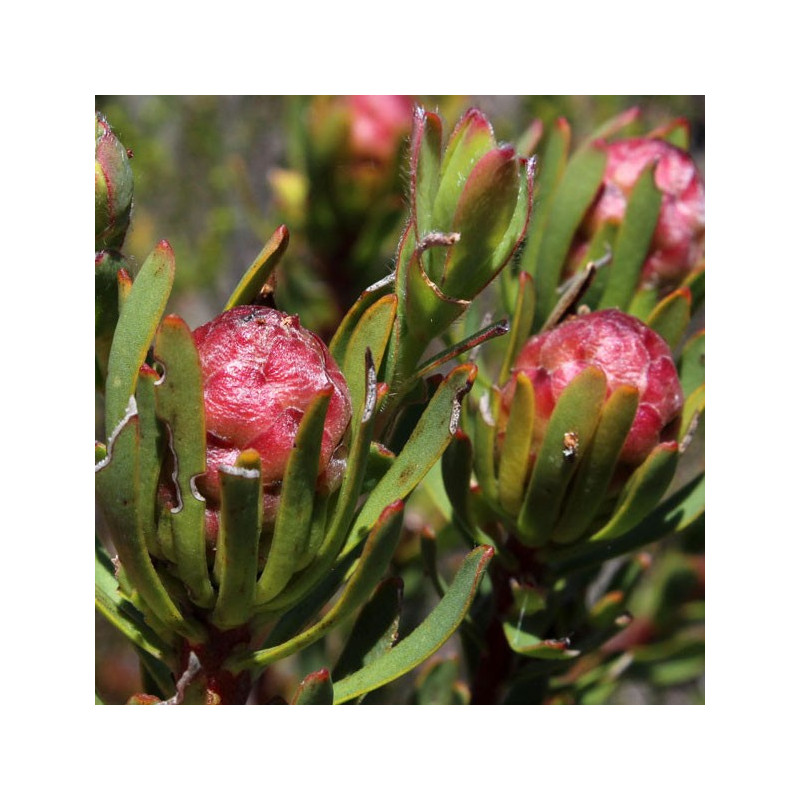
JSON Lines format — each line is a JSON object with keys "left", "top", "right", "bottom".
{"left": 574, "top": 137, "right": 704, "bottom": 291}
{"left": 193, "top": 306, "right": 352, "bottom": 525}
{"left": 503, "top": 309, "right": 683, "bottom": 466}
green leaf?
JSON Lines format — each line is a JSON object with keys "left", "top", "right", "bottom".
{"left": 256, "top": 388, "right": 333, "bottom": 605}
{"left": 470, "top": 389, "right": 501, "bottom": 508}
{"left": 224, "top": 224, "right": 290, "bottom": 309}
{"left": 497, "top": 372, "right": 535, "bottom": 516}
{"left": 600, "top": 164, "right": 662, "bottom": 310}
{"left": 331, "top": 545, "right": 494, "bottom": 704}
{"left": 547, "top": 473, "right": 704, "bottom": 575}
{"left": 95, "top": 413, "right": 204, "bottom": 641}
{"left": 517, "top": 367, "right": 607, "bottom": 546}
{"left": 432, "top": 109, "right": 496, "bottom": 239}
{"left": 681, "top": 266, "right": 705, "bottom": 313}
{"left": 498, "top": 271, "right": 536, "bottom": 385}
{"left": 342, "top": 294, "right": 396, "bottom": 423}
{"left": 105, "top": 240, "right": 175, "bottom": 434}
{"left": 441, "top": 147, "right": 523, "bottom": 299}
{"left": 95, "top": 538, "right": 173, "bottom": 663}
{"left": 210, "top": 451, "right": 262, "bottom": 629}
{"left": 348, "top": 363, "right": 477, "bottom": 547}
{"left": 411, "top": 658, "right": 469, "bottom": 704}
{"left": 646, "top": 287, "right": 692, "bottom": 350}
{"left": 441, "top": 431, "right": 478, "bottom": 538}
{"left": 332, "top": 577, "right": 403, "bottom": 685}
{"left": 229, "top": 501, "right": 405, "bottom": 672}
{"left": 291, "top": 669, "right": 334, "bottom": 705}
{"left": 410, "top": 108, "right": 443, "bottom": 239}
{"left": 679, "top": 330, "right": 705, "bottom": 398}
{"left": 134, "top": 366, "right": 164, "bottom": 559}
{"left": 328, "top": 274, "right": 395, "bottom": 366}
{"left": 680, "top": 384, "right": 705, "bottom": 441}
{"left": 533, "top": 144, "right": 607, "bottom": 328}
{"left": 153, "top": 316, "right": 215, "bottom": 609}
{"left": 502, "top": 623, "right": 579, "bottom": 660}
{"left": 589, "top": 441, "right": 679, "bottom": 543}
{"left": 551, "top": 385, "right": 639, "bottom": 545}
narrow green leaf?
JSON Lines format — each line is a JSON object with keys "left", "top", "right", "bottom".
{"left": 590, "top": 442, "right": 680, "bottom": 543}
{"left": 498, "top": 372, "right": 535, "bottom": 516}
{"left": 410, "top": 108, "right": 443, "bottom": 238}
{"left": 224, "top": 224, "right": 290, "bottom": 309}
{"left": 519, "top": 117, "right": 571, "bottom": 276}
{"left": 470, "top": 389, "right": 501, "bottom": 508}
{"left": 581, "top": 107, "right": 641, "bottom": 145}
{"left": 95, "top": 538, "right": 173, "bottom": 662}
{"left": 348, "top": 363, "right": 477, "bottom": 547}
{"left": 95, "top": 413, "right": 204, "bottom": 641}
{"left": 546, "top": 473, "right": 704, "bottom": 575}
{"left": 329, "top": 274, "right": 395, "bottom": 365}
{"left": 551, "top": 385, "right": 639, "bottom": 545}
{"left": 332, "top": 577, "right": 403, "bottom": 684}
{"left": 343, "top": 294, "right": 396, "bottom": 421}
{"left": 291, "top": 669, "right": 334, "bottom": 705}
{"left": 256, "top": 389, "right": 333, "bottom": 605}
{"left": 411, "top": 658, "right": 469, "bottom": 704}
{"left": 517, "top": 367, "right": 607, "bottom": 546}
{"left": 153, "top": 316, "right": 215, "bottom": 609}
{"left": 646, "top": 287, "right": 692, "bottom": 350}
{"left": 441, "top": 431, "right": 478, "bottom": 537}
{"left": 331, "top": 545, "right": 494, "bottom": 704}
{"left": 502, "top": 623, "right": 579, "bottom": 660}
{"left": 211, "top": 451, "right": 262, "bottom": 629}
{"left": 229, "top": 501, "right": 405, "bottom": 672}
{"left": 105, "top": 240, "right": 175, "bottom": 434}
{"left": 499, "top": 271, "right": 536, "bottom": 385}
{"left": 533, "top": 144, "right": 607, "bottom": 328}
{"left": 133, "top": 366, "right": 163, "bottom": 559}
{"left": 679, "top": 330, "right": 705, "bottom": 398}
{"left": 680, "top": 384, "right": 705, "bottom": 441}
{"left": 600, "top": 164, "right": 662, "bottom": 310}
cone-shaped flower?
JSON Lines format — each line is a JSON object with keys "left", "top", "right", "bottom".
{"left": 193, "top": 306, "right": 352, "bottom": 527}
{"left": 502, "top": 309, "right": 683, "bottom": 467}
{"left": 95, "top": 112, "right": 134, "bottom": 251}
{"left": 572, "top": 138, "right": 704, "bottom": 292}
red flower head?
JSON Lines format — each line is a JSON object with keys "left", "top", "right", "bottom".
{"left": 503, "top": 309, "right": 683, "bottom": 467}
{"left": 192, "top": 306, "right": 352, "bottom": 531}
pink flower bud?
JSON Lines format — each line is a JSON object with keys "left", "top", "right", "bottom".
{"left": 502, "top": 309, "right": 683, "bottom": 466}
{"left": 574, "top": 138, "right": 704, "bottom": 291}
{"left": 192, "top": 306, "right": 352, "bottom": 526}
{"left": 345, "top": 95, "right": 414, "bottom": 165}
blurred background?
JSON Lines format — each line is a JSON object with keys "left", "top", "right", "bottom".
{"left": 95, "top": 95, "right": 704, "bottom": 704}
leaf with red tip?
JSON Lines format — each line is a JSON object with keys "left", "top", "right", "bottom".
{"left": 211, "top": 450, "right": 262, "bottom": 630}
{"left": 648, "top": 117, "right": 691, "bottom": 150}
{"left": 291, "top": 669, "right": 333, "bottom": 705}
{"left": 589, "top": 441, "right": 680, "bottom": 543}
{"left": 153, "top": 315, "right": 215, "bottom": 609}
{"left": 332, "top": 578, "right": 403, "bottom": 688}
{"left": 224, "top": 224, "right": 290, "bottom": 310}
{"left": 331, "top": 546, "right": 494, "bottom": 704}
{"left": 409, "top": 107, "right": 443, "bottom": 238}
{"left": 105, "top": 240, "right": 175, "bottom": 434}
{"left": 433, "top": 108, "right": 496, "bottom": 232}
{"left": 582, "top": 106, "right": 641, "bottom": 145}
{"left": 502, "top": 623, "right": 579, "bottom": 660}
{"left": 645, "top": 287, "right": 692, "bottom": 350}
{"left": 441, "top": 147, "right": 524, "bottom": 298}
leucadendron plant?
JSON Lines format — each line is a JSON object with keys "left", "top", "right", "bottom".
{"left": 95, "top": 100, "right": 704, "bottom": 705}
{"left": 95, "top": 105, "right": 533, "bottom": 704}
